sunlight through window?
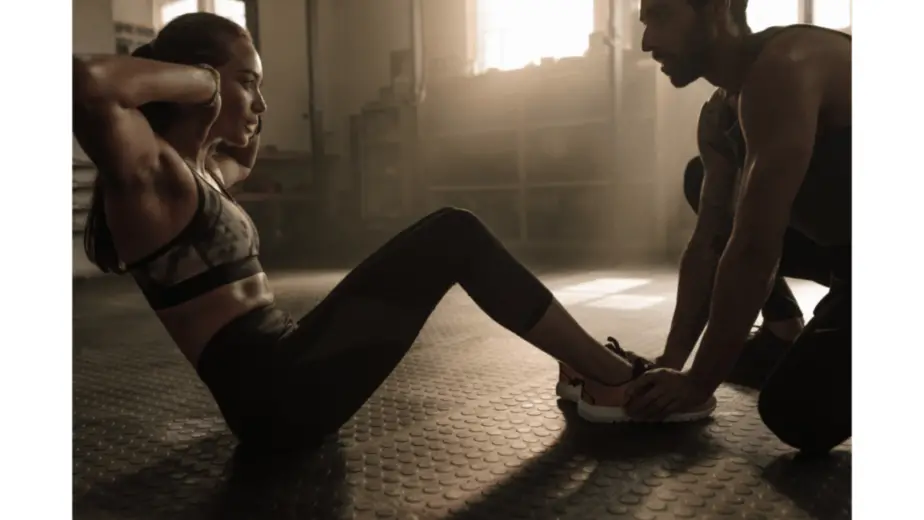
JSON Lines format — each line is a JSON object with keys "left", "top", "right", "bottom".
{"left": 746, "top": 0, "right": 801, "bottom": 32}
{"left": 159, "top": 0, "right": 248, "bottom": 32}
{"left": 551, "top": 278, "right": 652, "bottom": 306}
{"left": 588, "top": 294, "right": 666, "bottom": 310}
{"left": 813, "top": 0, "right": 852, "bottom": 30}
{"left": 475, "top": 0, "right": 595, "bottom": 73}
{"left": 215, "top": 0, "right": 248, "bottom": 30}
{"left": 160, "top": 0, "right": 198, "bottom": 28}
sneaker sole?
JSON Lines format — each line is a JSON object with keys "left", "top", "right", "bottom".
{"left": 577, "top": 396, "right": 718, "bottom": 424}
{"left": 555, "top": 381, "right": 582, "bottom": 403}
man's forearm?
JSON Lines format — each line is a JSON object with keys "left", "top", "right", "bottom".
{"left": 661, "top": 243, "right": 722, "bottom": 368}
{"left": 688, "top": 245, "right": 779, "bottom": 390}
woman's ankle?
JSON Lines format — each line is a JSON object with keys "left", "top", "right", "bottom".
{"left": 588, "top": 351, "right": 635, "bottom": 386}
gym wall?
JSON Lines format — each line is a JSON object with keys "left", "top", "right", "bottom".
{"left": 73, "top": 0, "right": 116, "bottom": 277}
{"left": 72, "top": 0, "right": 318, "bottom": 277}
{"left": 71, "top": 0, "right": 710, "bottom": 276}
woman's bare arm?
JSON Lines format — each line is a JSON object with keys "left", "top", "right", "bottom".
{"left": 213, "top": 131, "right": 261, "bottom": 187}
{"left": 210, "top": 113, "right": 262, "bottom": 187}
{"left": 72, "top": 55, "right": 219, "bottom": 186}
{"left": 74, "top": 55, "right": 217, "bottom": 110}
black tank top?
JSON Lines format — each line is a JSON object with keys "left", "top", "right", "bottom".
{"left": 126, "top": 164, "right": 263, "bottom": 310}
{"left": 719, "top": 25, "right": 851, "bottom": 247}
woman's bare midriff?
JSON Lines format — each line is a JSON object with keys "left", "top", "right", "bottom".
{"left": 155, "top": 273, "right": 275, "bottom": 366}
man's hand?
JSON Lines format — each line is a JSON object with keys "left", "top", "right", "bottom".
{"left": 625, "top": 368, "right": 714, "bottom": 421}
{"left": 685, "top": 35, "right": 828, "bottom": 390}
{"left": 654, "top": 352, "right": 687, "bottom": 370}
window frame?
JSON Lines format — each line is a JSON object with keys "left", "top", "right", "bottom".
{"left": 471, "top": 0, "right": 596, "bottom": 74}
{"left": 156, "top": 0, "right": 260, "bottom": 50}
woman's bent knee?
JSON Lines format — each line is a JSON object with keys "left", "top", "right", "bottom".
{"left": 428, "top": 207, "right": 488, "bottom": 235}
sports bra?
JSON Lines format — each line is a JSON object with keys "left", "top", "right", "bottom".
{"left": 126, "top": 163, "right": 263, "bottom": 310}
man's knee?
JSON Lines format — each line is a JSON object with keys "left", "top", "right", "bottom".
{"left": 758, "top": 383, "right": 848, "bottom": 455}
{"left": 683, "top": 156, "right": 705, "bottom": 212}
{"left": 757, "top": 386, "right": 813, "bottom": 451}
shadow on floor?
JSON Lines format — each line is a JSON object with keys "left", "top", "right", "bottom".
{"left": 443, "top": 401, "right": 718, "bottom": 520}
{"left": 74, "top": 434, "right": 349, "bottom": 520}
{"left": 761, "top": 450, "right": 852, "bottom": 520}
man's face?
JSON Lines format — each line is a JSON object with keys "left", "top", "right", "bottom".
{"left": 639, "top": 0, "right": 712, "bottom": 88}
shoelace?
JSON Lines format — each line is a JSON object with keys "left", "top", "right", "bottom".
{"left": 604, "top": 336, "right": 654, "bottom": 380}
{"left": 604, "top": 336, "right": 627, "bottom": 356}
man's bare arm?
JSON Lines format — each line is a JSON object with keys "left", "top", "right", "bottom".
{"left": 659, "top": 94, "right": 738, "bottom": 369}
{"left": 689, "top": 40, "right": 826, "bottom": 390}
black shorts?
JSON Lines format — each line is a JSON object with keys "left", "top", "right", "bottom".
{"left": 196, "top": 304, "right": 295, "bottom": 442}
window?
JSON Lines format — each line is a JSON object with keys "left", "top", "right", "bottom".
{"left": 159, "top": 0, "right": 248, "bottom": 31}
{"left": 813, "top": 0, "right": 851, "bottom": 30}
{"left": 160, "top": 0, "right": 198, "bottom": 28}
{"left": 474, "top": 0, "right": 595, "bottom": 74}
{"left": 215, "top": 0, "right": 248, "bottom": 30}
{"left": 746, "top": 0, "right": 801, "bottom": 32}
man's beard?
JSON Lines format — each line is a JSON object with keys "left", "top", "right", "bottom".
{"left": 666, "top": 54, "right": 706, "bottom": 87}
{"left": 665, "top": 23, "right": 711, "bottom": 87}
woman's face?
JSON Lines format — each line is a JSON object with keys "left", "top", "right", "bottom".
{"left": 210, "top": 38, "right": 267, "bottom": 147}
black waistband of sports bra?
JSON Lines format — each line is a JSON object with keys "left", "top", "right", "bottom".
{"left": 143, "top": 256, "right": 265, "bottom": 310}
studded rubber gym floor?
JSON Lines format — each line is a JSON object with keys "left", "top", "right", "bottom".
{"left": 73, "top": 268, "right": 850, "bottom": 520}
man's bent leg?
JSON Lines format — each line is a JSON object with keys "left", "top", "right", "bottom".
{"left": 732, "top": 224, "right": 838, "bottom": 386}
{"left": 758, "top": 277, "right": 851, "bottom": 454}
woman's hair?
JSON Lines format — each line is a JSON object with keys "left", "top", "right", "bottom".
{"left": 84, "top": 12, "right": 251, "bottom": 274}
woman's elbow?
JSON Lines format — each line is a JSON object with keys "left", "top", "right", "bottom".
{"left": 73, "top": 55, "right": 107, "bottom": 105}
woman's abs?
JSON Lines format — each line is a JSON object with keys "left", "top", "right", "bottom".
{"left": 154, "top": 273, "right": 275, "bottom": 365}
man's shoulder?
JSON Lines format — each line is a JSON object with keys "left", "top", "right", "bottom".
{"left": 744, "top": 26, "right": 849, "bottom": 91}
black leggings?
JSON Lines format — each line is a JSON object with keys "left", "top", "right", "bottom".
{"left": 684, "top": 157, "right": 852, "bottom": 453}
{"left": 198, "top": 207, "right": 554, "bottom": 448}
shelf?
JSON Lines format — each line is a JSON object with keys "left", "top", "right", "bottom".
{"left": 361, "top": 138, "right": 404, "bottom": 147}
{"left": 427, "top": 181, "right": 616, "bottom": 192}
{"left": 73, "top": 159, "right": 95, "bottom": 169}
{"left": 428, "top": 185, "right": 519, "bottom": 192}
{"left": 420, "top": 117, "right": 612, "bottom": 142}
{"left": 527, "top": 180, "right": 612, "bottom": 189}
{"left": 519, "top": 239, "right": 613, "bottom": 248}
{"left": 235, "top": 193, "right": 317, "bottom": 202}
{"left": 419, "top": 125, "right": 519, "bottom": 141}
{"left": 73, "top": 210, "right": 88, "bottom": 232}
{"left": 523, "top": 118, "right": 611, "bottom": 133}
{"left": 426, "top": 189, "right": 522, "bottom": 241}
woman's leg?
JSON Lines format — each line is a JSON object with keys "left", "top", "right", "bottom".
{"left": 266, "top": 207, "right": 635, "bottom": 441}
